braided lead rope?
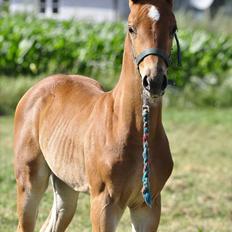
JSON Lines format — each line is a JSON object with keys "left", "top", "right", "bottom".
{"left": 142, "top": 97, "right": 153, "bottom": 208}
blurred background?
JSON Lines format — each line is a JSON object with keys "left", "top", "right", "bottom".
{"left": 0, "top": 0, "right": 231, "bottom": 231}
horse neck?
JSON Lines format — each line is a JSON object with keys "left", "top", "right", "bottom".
{"left": 112, "top": 35, "right": 162, "bottom": 136}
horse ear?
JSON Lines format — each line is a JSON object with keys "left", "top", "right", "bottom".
{"left": 166, "top": 0, "right": 173, "bottom": 6}
{"left": 129, "top": 0, "right": 139, "bottom": 9}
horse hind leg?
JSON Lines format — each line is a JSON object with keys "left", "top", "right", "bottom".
{"left": 40, "top": 174, "right": 78, "bottom": 232}
{"left": 15, "top": 151, "right": 50, "bottom": 232}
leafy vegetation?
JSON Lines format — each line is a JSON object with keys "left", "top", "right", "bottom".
{"left": 0, "top": 13, "right": 231, "bottom": 114}
{"left": 0, "top": 13, "right": 124, "bottom": 77}
{"left": 1, "top": 109, "right": 231, "bottom": 231}
{"left": 0, "top": 13, "right": 231, "bottom": 88}
{"left": 169, "top": 29, "right": 232, "bottom": 87}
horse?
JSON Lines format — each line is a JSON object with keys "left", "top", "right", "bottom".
{"left": 14, "top": 0, "right": 179, "bottom": 231}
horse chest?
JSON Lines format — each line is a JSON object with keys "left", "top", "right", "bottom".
{"left": 85, "top": 139, "right": 144, "bottom": 193}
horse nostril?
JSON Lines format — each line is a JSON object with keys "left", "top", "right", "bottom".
{"left": 161, "top": 75, "right": 168, "bottom": 91}
{"left": 143, "top": 76, "right": 150, "bottom": 90}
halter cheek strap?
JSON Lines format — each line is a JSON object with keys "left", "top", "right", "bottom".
{"left": 174, "top": 33, "right": 182, "bottom": 66}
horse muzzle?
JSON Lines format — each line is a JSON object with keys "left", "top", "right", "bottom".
{"left": 133, "top": 32, "right": 182, "bottom": 99}
{"left": 142, "top": 72, "right": 168, "bottom": 98}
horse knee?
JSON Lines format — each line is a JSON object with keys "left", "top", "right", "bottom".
{"left": 90, "top": 192, "right": 124, "bottom": 232}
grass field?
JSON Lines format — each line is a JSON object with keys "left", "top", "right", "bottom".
{"left": 0, "top": 108, "right": 231, "bottom": 231}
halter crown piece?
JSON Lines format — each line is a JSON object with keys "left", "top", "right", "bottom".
{"left": 136, "top": 33, "right": 181, "bottom": 207}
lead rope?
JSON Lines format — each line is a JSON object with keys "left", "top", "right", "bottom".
{"left": 135, "top": 33, "right": 181, "bottom": 207}
{"left": 142, "top": 97, "right": 153, "bottom": 208}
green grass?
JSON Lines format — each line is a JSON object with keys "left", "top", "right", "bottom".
{"left": 0, "top": 109, "right": 231, "bottom": 231}
{"left": 0, "top": 76, "right": 41, "bottom": 115}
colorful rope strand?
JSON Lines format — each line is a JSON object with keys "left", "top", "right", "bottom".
{"left": 142, "top": 100, "right": 153, "bottom": 207}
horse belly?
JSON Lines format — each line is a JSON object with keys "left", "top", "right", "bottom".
{"left": 39, "top": 117, "right": 89, "bottom": 193}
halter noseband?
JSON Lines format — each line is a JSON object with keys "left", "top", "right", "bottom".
{"left": 136, "top": 48, "right": 170, "bottom": 67}
{"left": 134, "top": 33, "right": 182, "bottom": 68}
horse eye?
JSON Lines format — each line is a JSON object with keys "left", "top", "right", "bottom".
{"left": 128, "top": 26, "right": 136, "bottom": 34}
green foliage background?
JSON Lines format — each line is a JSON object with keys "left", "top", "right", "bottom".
{"left": 1, "top": 14, "right": 231, "bottom": 84}
{"left": 0, "top": 13, "right": 231, "bottom": 114}
{"left": 0, "top": 14, "right": 124, "bottom": 77}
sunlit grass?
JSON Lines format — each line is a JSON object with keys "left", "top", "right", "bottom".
{"left": 0, "top": 109, "right": 231, "bottom": 231}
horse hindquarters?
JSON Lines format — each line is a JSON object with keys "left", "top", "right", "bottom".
{"left": 14, "top": 123, "right": 79, "bottom": 232}
{"left": 14, "top": 93, "right": 51, "bottom": 231}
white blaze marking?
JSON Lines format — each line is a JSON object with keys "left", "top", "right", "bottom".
{"left": 148, "top": 6, "right": 160, "bottom": 22}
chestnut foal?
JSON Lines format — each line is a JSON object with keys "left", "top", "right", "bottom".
{"left": 14, "top": 0, "right": 178, "bottom": 231}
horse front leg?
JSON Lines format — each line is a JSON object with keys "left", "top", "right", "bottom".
{"left": 129, "top": 194, "right": 161, "bottom": 232}
{"left": 90, "top": 190, "right": 124, "bottom": 232}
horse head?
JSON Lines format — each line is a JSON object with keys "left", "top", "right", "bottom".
{"left": 128, "top": 0, "right": 178, "bottom": 99}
